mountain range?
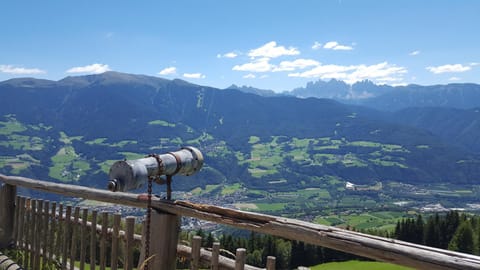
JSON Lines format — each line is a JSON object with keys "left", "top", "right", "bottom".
{"left": 233, "top": 78, "right": 480, "bottom": 112}
{"left": 1, "top": 71, "right": 480, "bottom": 194}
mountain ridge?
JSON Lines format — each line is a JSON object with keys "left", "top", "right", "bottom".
{"left": 1, "top": 71, "right": 480, "bottom": 192}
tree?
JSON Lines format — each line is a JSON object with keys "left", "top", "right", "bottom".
{"left": 247, "top": 249, "right": 263, "bottom": 267}
{"left": 448, "top": 220, "right": 475, "bottom": 254}
{"left": 443, "top": 211, "right": 461, "bottom": 248}
{"left": 414, "top": 215, "right": 424, "bottom": 244}
{"left": 424, "top": 214, "right": 441, "bottom": 248}
{"left": 205, "top": 232, "right": 214, "bottom": 248}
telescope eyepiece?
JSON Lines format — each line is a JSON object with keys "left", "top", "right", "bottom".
{"left": 107, "top": 179, "right": 118, "bottom": 192}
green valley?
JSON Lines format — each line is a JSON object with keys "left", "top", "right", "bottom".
{"left": 2, "top": 72, "right": 480, "bottom": 236}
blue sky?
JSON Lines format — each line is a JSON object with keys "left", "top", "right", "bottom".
{"left": 1, "top": 0, "right": 479, "bottom": 92}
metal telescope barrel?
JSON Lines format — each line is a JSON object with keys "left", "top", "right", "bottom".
{"left": 107, "top": 146, "right": 204, "bottom": 192}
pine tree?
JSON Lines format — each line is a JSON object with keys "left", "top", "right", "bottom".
{"left": 205, "top": 232, "right": 214, "bottom": 248}
{"left": 424, "top": 215, "right": 441, "bottom": 248}
{"left": 448, "top": 220, "right": 475, "bottom": 254}
{"left": 414, "top": 215, "right": 424, "bottom": 244}
{"left": 443, "top": 211, "right": 461, "bottom": 248}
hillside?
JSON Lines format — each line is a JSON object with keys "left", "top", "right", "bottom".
{"left": 389, "top": 107, "right": 480, "bottom": 153}
{"left": 1, "top": 72, "right": 480, "bottom": 197}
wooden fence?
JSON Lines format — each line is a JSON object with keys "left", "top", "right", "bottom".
{"left": 2, "top": 174, "right": 480, "bottom": 270}
{"left": 3, "top": 195, "right": 268, "bottom": 270}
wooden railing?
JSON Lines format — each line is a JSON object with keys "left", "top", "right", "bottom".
{"left": 4, "top": 196, "right": 267, "bottom": 270}
{"left": 2, "top": 174, "right": 480, "bottom": 270}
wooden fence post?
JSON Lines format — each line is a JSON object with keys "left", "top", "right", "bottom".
{"left": 12, "top": 196, "right": 19, "bottom": 245}
{"left": 235, "top": 248, "right": 246, "bottom": 270}
{"left": 29, "top": 199, "right": 37, "bottom": 269}
{"left": 16, "top": 197, "right": 26, "bottom": 250}
{"left": 138, "top": 211, "right": 181, "bottom": 270}
{"left": 111, "top": 213, "right": 121, "bottom": 270}
{"left": 48, "top": 202, "right": 57, "bottom": 264}
{"left": 70, "top": 206, "right": 80, "bottom": 270}
{"left": 22, "top": 198, "right": 31, "bottom": 269}
{"left": 79, "top": 208, "right": 88, "bottom": 270}
{"left": 125, "top": 216, "right": 135, "bottom": 270}
{"left": 0, "top": 183, "right": 16, "bottom": 248}
{"left": 190, "top": 235, "right": 202, "bottom": 270}
{"left": 42, "top": 200, "right": 50, "bottom": 270}
{"left": 100, "top": 211, "right": 108, "bottom": 270}
{"left": 62, "top": 205, "right": 72, "bottom": 269}
{"left": 211, "top": 242, "right": 220, "bottom": 270}
{"left": 266, "top": 256, "right": 276, "bottom": 270}
{"left": 90, "top": 210, "right": 98, "bottom": 270}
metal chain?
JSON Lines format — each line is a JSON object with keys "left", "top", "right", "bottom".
{"left": 144, "top": 153, "right": 163, "bottom": 270}
{"left": 144, "top": 176, "right": 153, "bottom": 270}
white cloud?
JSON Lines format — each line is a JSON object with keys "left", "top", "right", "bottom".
{"left": 409, "top": 50, "right": 420, "bottom": 56}
{"left": 323, "top": 41, "right": 353, "bottom": 51}
{"left": 391, "top": 82, "right": 408, "bottom": 87}
{"left": 233, "top": 58, "right": 273, "bottom": 72}
{"left": 470, "top": 62, "right": 479, "bottom": 66}
{"left": 449, "top": 77, "right": 461, "bottom": 81}
{"left": 273, "top": 59, "right": 320, "bottom": 72}
{"left": 248, "top": 41, "right": 300, "bottom": 59}
{"left": 66, "top": 63, "right": 110, "bottom": 74}
{"left": 217, "top": 52, "right": 238, "bottom": 58}
{"left": 0, "top": 65, "right": 46, "bottom": 75}
{"left": 259, "top": 74, "right": 269, "bottom": 79}
{"left": 312, "top": 41, "right": 322, "bottom": 50}
{"left": 233, "top": 58, "right": 319, "bottom": 73}
{"left": 426, "top": 64, "right": 471, "bottom": 74}
{"left": 158, "top": 67, "right": 177, "bottom": 75}
{"left": 243, "top": 74, "right": 256, "bottom": 79}
{"left": 288, "top": 64, "right": 356, "bottom": 79}
{"left": 289, "top": 62, "right": 407, "bottom": 84}
{"left": 183, "top": 73, "right": 206, "bottom": 79}
{"left": 349, "top": 62, "right": 407, "bottom": 83}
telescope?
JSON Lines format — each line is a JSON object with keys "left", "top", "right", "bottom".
{"left": 107, "top": 146, "right": 204, "bottom": 193}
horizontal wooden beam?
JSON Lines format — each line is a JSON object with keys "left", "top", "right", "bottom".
{"left": 2, "top": 174, "right": 480, "bottom": 269}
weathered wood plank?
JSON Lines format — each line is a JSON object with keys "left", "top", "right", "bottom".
{"left": 56, "top": 203, "right": 64, "bottom": 258}
{"left": 62, "top": 205, "right": 72, "bottom": 270}
{"left": 100, "top": 211, "right": 108, "bottom": 270}
{"left": 3, "top": 174, "right": 480, "bottom": 270}
{"left": 90, "top": 210, "right": 97, "bottom": 270}
{"left": 49, "top": 202, "right": 57, "bottom": 263}
{"left": 125, "top": 216, "right": 135, "bottom": 270}
{"left": 12, "top": 195, "right": 19, "bottom": 246}
{"left": 70, "top": 207, "right": 80, "bottom": 270}
{"left": 22, "top": 197, "right": 31, "bottom": 269}
{"left": 0, "top": 184, "right": 16, "bottom": 248}
{"left": 79, "top": 208, "right": 88, "bottom": 270}
{"left": 30, "top": 199, "right": 38, "bottom": 269}
{"left": 111, "top": 213, "right": 121, "bottom": 270}
{"left": 42, "top": 200, "right": 50, "bottom": 269}
{"left": 35, "top": 199, "right": 44, "bottom": 270}
{"left": 15, "top": 196, "right": 25, "bottom": 250}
